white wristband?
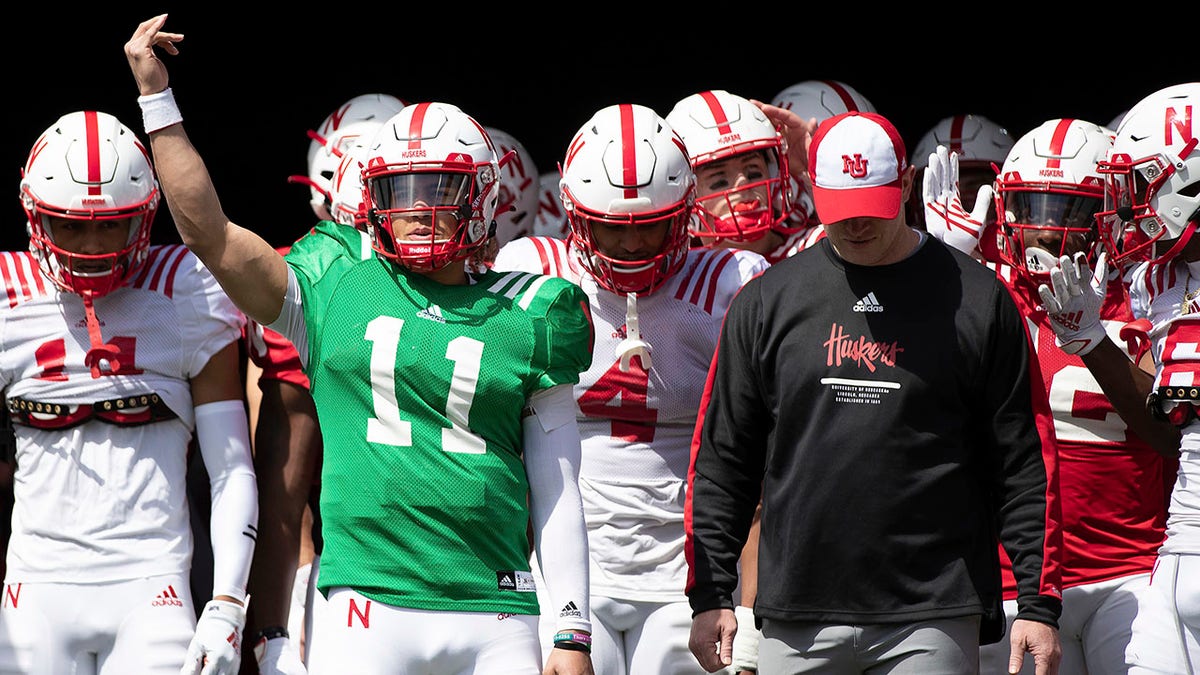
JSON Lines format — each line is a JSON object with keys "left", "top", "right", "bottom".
{"left": 137, "top": 87, "right": 182, "bottom": 133}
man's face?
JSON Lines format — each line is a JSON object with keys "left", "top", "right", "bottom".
{"left": 47, "top": 216, "right": 132, "bottom": 273}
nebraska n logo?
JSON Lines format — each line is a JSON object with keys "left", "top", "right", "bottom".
{"left": 842, "top": 154, "right": 868, "bottom": 178}
{"left": 1165, "top": 104, "right": 1194, "bottom": 151}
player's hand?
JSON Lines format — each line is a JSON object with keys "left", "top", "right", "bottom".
{"left": 689, "top": 608, "right": 737, "bottom": 672}
{"left": 254, "top": 636, "right": 307, "bottom": 675}
{"left": 1037, "top": 251, "right": 1108, "bottom": 356}
{"left": 181, "top": 599, "right": 246, "bottom": 675}
{"left": 722, "top": 606, "right": 759, "bottom": 673}
{"left": 1006, "top": 618, "right": 1062, "bottom": 675}
{"left": 923, "top": 145, "right": 993, "bottom": 256}
{"left": 750, "top": 100, "right": 817, "bottom": 179}
{"left": 542, "top": 646, "right": 594, "bottom": 675}
{"left": 124, "top": 13, "right": 182, "bottom": 96}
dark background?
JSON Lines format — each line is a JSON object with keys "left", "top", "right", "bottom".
{"left": 4, "top": 8, "right": 1192, "bottom": 253}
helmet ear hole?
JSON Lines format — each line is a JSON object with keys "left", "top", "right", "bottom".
{"left": 370, "top": 214, "right": 397, "bottom": 255}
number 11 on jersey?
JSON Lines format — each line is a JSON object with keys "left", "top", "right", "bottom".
{"left": 364, "top": 316, "right": 486, "bottom": 454}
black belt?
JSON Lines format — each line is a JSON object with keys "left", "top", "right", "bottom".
{"left": 1148, "top": 386, "right": 1200, "bottom": 427}
{"left": 7, "top": 393, "right": 179, "bottom": 430}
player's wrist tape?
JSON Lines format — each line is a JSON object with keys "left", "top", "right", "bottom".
{"left": 251, "top": 625, "right": 289, "bottom": 642}
{"left": 137, "top": 87, "right": 183, "bottom": 133}
{"left": 553, "top": 630, "right": 592, "bottom": 653}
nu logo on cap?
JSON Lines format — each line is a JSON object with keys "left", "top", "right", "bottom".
{"left": 842, "top": 154, "right": 868, "bottom": 178}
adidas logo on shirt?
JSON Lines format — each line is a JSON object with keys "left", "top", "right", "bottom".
{"left": 417, "top": 304, "right": 446, "bottom": 323}
{"left": 560, "top": 601, "right": 583, "bottom": 619}
{"left": 852, "top": 292, "right": 884, "bottom": 313}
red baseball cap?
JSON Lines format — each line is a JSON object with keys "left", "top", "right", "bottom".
{"left": 807, "top": 111, "right": 908, "bottom": 224}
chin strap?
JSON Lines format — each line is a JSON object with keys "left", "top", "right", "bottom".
{"left": 616, "top": 291, "right": 653, "bottom": 372}
{"left": 80, "top": 291, "right": 120, "bottom": 378}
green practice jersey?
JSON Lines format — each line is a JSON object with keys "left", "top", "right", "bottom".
{"left": 286, "top": 223, "right": 593, "bottom": 613}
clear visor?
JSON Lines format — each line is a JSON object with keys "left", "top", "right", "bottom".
{"left": 369, "top": 171, "right": 475, "bottom": 212}
{"left": 1004, "top": 191, "right": 1102, "bottom": 231}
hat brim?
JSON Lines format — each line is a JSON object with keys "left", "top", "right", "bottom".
{"left": 811, "top": 181, "right": 902, "bottom": 224}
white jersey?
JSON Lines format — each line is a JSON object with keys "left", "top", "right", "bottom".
{"left": 0, "top": 245, "right": 244, "bottom": 583}
{"left": 494, "top": 236, "right": 768, "bottom": 600}
{"left": 1127, "top": 258, "right": 1200, "bottom": 554}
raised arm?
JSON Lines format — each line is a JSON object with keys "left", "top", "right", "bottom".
{"left": 123, "top": 14, "right": 288, "bottom": 325}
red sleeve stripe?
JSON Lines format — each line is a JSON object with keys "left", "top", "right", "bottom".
{"left": 529, "top": 236, "right": 575, "bottom": 277}
{"left": 674, "top": 249, "right": 734, "bottom": 314}
{"left": 0, "top": 251, "right": 48, "bottom": 307}
{"left": 132, "top": 245, "right": 189, "bottom": 297}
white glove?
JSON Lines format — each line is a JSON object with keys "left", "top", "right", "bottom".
{"left": 923, "top": 145, "right": 993, "bottom": 256}
{"left": 1037, "top": 251, "right": 1108, "bottom": 356}
{"left": 181, "top": 599, "right": 246, "bottom": 675}
{"left": 724, "top": 605, "right": 760, "bottom": 673}
{"left": 254, "top": 636, "right": 308, "bottom": 675}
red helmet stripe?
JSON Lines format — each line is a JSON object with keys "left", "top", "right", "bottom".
{"left": 408, "top": 102, "right": 430, "bottom": 150}
{"left": 85, "top": 110, "right": 101, "bottom": 196}
{"left": 699, "top": 90, "right": 733, "bottom": 135}
{"left": 949, "top": 115, "right": 967, "bottom": 155}
{"left": 1046, "top": 118, "right": 1074, "bottom": 170}
{"left": 620, "top": 104, "right": 638, "bottom": 199}
{"left": 822, "top": 80, "right": 862, "bottom": 113}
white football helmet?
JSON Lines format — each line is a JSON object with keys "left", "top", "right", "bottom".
{"left": 484, "top": 126, "right": 540, "bottom": 247}
{"left": 770, "top": 80, "right": 876, "bottom": 232}
{"left": 993, "top": 118, "right": 1112, "bottom": 283}
{"left": 291, "top": 93, "right": 406, "bottom": 221}
{"left": 911, "top": 114, "right": 1014, "bottom": 169}
{"left": 363, "top": 102, "right": 501, "bottom": 272}
{"left": 532, "top": 170, "right": 569, "bottom": 239}
{"left": 327, "top": 127, "right": 380, "bottom": 231}
{"left": 770, "top": 79, "right": 877, "bottom": 121}
{"left": 561, "top": 103, "right": 695, "bottom": 295}
{"left": 908, "top": 114, "right": 1014, "bottom": 247}
{"left": 666, "top": 90, "right": 793, "bottom": 241}
{"left": 1097, "top": 82, "right": 1200, "bottom": 267}
{"left": 20, "top": 110, "right": 159, "bottom": 298}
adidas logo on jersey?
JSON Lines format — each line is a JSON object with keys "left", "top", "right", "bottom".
{"left": 559, "top": 601, "right": 583, "bottom": 619}
{"left": 495, "top": 570, "right": 537, "bottom": 592}
{"left": 417, "top": 304, "right": 446, "bottom": 323}
{"left": 151, "top": 584, "right": 184, "bottom": 608}
{"left": 852, "top": 293, "right": 883, "bottom": 313}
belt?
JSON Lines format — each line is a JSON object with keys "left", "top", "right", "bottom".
{"left": 1148, "top": 386, "right": 1200, "bottom": 428}
{"left": 7, "top": 393, "right": 179, "bottom": 430}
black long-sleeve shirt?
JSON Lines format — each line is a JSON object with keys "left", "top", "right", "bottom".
{"left": 685, "top": 236, "right": 1062, "bottom": 638}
